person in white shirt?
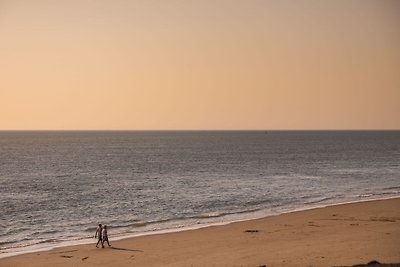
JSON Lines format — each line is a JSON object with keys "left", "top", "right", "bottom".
{"left": 94, "top": 224, "right": 104, "bottom": 248}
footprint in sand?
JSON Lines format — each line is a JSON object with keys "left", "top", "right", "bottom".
{"left": 82, "top": 256, "right": 89, "bottom": 261}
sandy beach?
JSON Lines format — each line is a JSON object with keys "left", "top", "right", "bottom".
{"left": 1, "top": 198, "right": 399, "bottom": 267}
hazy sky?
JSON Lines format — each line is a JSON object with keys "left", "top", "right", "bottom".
{"left": 1, "top": 0, "right": 399, "bottom": 130}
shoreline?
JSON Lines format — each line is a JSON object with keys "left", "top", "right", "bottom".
{"left": 1, "top": 195, "right": 399, "bottom": 260}
{"left": 2, "top": 197, "right": 400, "bottom": 266}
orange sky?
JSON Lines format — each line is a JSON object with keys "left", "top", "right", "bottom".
{"left": 0, "top": 0, "right": 399, "bottom": 130}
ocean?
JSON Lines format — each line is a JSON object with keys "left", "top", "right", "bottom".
{"left": 1, "top": 131, "right": 399, "bottom": 258}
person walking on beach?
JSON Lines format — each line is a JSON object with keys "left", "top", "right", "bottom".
{"left": 102, "top": 225, "right": 111, "bottom": 247}
{"left": 95, "top": 224, "right": 104, "bottom": 248}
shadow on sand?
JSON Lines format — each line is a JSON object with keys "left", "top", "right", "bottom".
{"left": 110, "top": 247, "right": 143, "bottom": 253}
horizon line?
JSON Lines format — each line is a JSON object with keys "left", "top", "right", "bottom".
{"left": 0, "top": 128, "right": 399, "bottom": 132}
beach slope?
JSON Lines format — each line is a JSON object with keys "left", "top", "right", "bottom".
{"left": 1, "top": 198, "right": 399, "bottom": 267}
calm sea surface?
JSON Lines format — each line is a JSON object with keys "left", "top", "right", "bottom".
{"left": 1, "top": 131, "right": 399, "bottom": 257}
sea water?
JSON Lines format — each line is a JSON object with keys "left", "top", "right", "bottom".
{"left": 1, "top": 131, "right": 399, "bottom": 258}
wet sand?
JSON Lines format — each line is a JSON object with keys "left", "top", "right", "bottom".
{"left": 1, "top": 198, "right": 399, "bottom": 267}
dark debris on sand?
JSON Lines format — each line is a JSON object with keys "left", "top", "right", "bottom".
{"left": 245, "top": 230, "right": 259, "bottom": 233}
{"left": 335, "top": 260, "right": 400, "bottom": 267}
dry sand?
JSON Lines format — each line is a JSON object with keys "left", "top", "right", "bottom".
{"left": 1, "top": 198, "right": 399, "bottom": 267}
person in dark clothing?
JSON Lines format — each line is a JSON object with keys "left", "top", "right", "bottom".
{"left": 102, "top": 225, "right": 111, "bottom": 247}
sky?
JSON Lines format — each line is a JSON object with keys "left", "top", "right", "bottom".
{"left": 0, "top": 0, "right": 399, "bottom": 130}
